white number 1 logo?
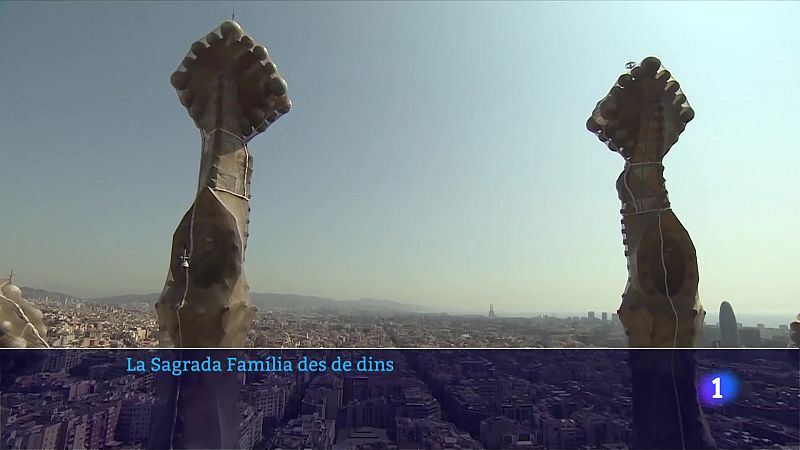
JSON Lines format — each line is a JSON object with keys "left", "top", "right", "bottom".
{"left": 712, "top": 377, "right": 723, "bottom": 398}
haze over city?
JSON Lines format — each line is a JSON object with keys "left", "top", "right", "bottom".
{"left": 1, "top": 2, "right": 797, "bottom": 317}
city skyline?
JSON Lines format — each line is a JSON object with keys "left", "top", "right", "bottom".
{"left": 1, "top": 2, "right": 798, "bottom": 315}
{"left": 16, "top": 284, "right": 794, "bottom": 327}
{"left": 22, "top": 286, "right": 798, "bottom": 346}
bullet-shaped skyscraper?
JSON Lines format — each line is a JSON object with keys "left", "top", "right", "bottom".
{"left": 719, "top": 301, "right": 740, "bottom": 348}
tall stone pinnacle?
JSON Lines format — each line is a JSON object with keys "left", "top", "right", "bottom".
{"left": 587, "top": 57, "right": 716, "bottom": 450}
{"left": 149, "top": 20, "right": 291, "bottom": 450}
{"left": 154, "top": 20, "right": 291, "bottom": 348}
{"left": 587, "top": 56, "right": 704, "bottom": 348}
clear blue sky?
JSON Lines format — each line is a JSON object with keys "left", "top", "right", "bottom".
{"left": 0, "top": 1, "right": 796, "bottom": 316}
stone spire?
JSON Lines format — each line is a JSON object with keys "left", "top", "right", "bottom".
{"left": 587, "top": 56, "right": 703, "bottom": 348}
{"left": 148, "top": 20, "right": 291, "bottom": 450}
{"left": 587, "top": 57, "right": 716, "bottom": 450}
{"left": 155, "top": 19, "right": 291, "bottom": 348}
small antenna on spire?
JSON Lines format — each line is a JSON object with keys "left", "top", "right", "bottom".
{"left": 232, "top": 10, "right": 235, "bottom": 21}
{"left": 8, "top": 269, "right": 12, "bottom": 281}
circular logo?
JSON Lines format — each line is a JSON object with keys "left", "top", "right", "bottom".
{"left": 698, "top": 371, "right": 740, "bottom": 406}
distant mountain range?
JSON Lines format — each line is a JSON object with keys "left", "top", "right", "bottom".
{"left": 21, "top": 287, "right": 77, "bottom": 301}
{"left": 21, "top": 287, "right": 430, "bottom": 314}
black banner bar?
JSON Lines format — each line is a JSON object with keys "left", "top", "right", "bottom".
{"left": 1, "top": 349, "right": 797, "bottom": 450}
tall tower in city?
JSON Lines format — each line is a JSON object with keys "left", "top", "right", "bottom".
{"left": 148, "top": 19, "right": 291, "bottom": 450}
{"left": 488, "top": 303, "right": 495, "bottom": 319}
{"left": 587, "top": 55, "right": 704, "bottom": 347}
{"left": 587, "top": 57, "right": 714, "bottom": 449}
{"left": 719, "top": 301, "right": 740, "bottom": 348}
{"left": 154, "top": 19, "right": 290, "bottom": 348}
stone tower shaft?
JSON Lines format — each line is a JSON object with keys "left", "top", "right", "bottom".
{"left": 154, "top": 20, "right": 291, "bottom": 349}
{"left": 149, "top": 20, "right": 291, "bottom": 450}
{"left": 587, "top": 56, "right": 704, "bottom": 348}
{"left": 587, "top": 56, "right": 716, "bottom": 450}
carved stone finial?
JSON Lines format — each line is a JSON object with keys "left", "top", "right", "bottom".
{"left": 587, "top": 56, "right": 694, "bottom": 161}
{"left": 169, "top": 20, "right": 291, "bottom": 138}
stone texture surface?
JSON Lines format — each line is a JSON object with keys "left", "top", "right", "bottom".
{"left": 587, "top": 56, "right": 704, "bottom": 348}
{"left": 0, "top": 278, "right": 48, "bottom": 348}
{"left": 154, "top": 20, "right": 290, "bottom": 349}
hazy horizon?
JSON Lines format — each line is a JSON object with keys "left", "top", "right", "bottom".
{"left": 1, "top": 2, "right": 797, "bottom": 315}
{"left": 18, "top": 285, "right": 794, "bottom": 324}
